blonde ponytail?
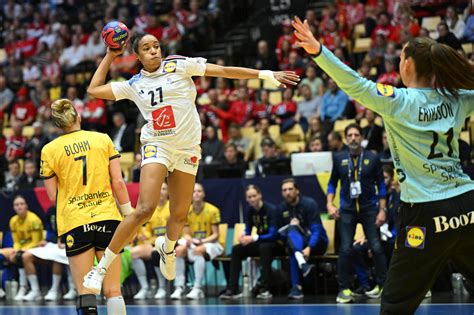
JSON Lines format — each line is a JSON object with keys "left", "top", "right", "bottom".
{"left": 51, "top": 99, "right": 78, "bottom": 128}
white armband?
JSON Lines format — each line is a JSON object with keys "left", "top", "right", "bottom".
{"left": 258, "top": 70, "right": 281, "bottom": 87}
{"left": 252, "top": 234, "right": 259, "bottom": 242}
{"left": 119, "top": 202, "right": 133, "bottom": 216}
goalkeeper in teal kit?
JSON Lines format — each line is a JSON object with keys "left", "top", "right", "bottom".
{"left": 292, "top": 17, "right": 474, "bottom": 315}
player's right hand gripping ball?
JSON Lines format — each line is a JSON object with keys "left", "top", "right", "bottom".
{"left": 101, "top": 21, "right": 129, "bottom": 49}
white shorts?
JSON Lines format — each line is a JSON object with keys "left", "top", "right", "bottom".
{"left": 27, "top": 242, "right": 69, "bottom": 265}
{"left": 187, "top": 242, "right": 224, "bottom": 261}
{"left": 140, "top": 143, "right": 201, "bottom": 176}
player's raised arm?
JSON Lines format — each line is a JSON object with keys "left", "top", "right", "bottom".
{"left": 292, "top": 16, "right": 402, "bottom": 116}
{"left": 87, "top": 46, "right": 127, "bottom": 100}
{"left": 204, "top": 63, "right": 300, "bottom": 89}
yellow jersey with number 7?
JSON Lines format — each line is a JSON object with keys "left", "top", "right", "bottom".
{"left": 40, "top": 130, "right": 123, "bottom": 236}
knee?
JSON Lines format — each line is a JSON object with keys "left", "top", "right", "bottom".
{"left": 369, "top": 240, "right": 384, "bottom": 255}
{"left": 22, "top": 251, "right": 33, "bottom": 263}
{"left": 170, "top": 210, "right": 188, "bottom": 226}
{"left": 175, "top": 245, "right": 187, "bottom": 257}
{"left": 134, "top": 205, "right": 154, "bottom": 222}
{"left": 103, "top": 285, "right": 122, "bottom": 299}
{"left": 338, "top": 245, "right": 352, "bottom": 257}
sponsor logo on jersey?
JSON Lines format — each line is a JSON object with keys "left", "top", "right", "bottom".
{"left": 282, "top": 211, "right": 290, "bottom": 218}
{"left": 405, "top": 226, "right": 425, "bottom": 249}
{"left": 163, "top": 61, "right": 177, "bottom": 73}
{"left": 66, "top": 234, "right": 74, "bottom": 248}
{"left": 364, "top": 159, "right": 369, "bottom": 165}
{"left": 184, "top": 156, "right": 199, "bottom": 168}
{"left": 433, "top": 212, "right": 474, "bottom": 233}
{"left": 341, "top": 159, "right": 348, "bottom": 166}
{"left": 152, "top": 106, "right": 176, "bottom": 131}
{"left": 376, "top": 83, "right": 395, "bottom": 98}
{"left": 143, "top": 145, "right": 158, "bottom": 159}
{"left": 83, "top": 223, "right": 110, "bottom": 233}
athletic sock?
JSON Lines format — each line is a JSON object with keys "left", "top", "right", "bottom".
{"left": 164, "top": 234, "right": 176, "bottom": 253}
{"left": 97, "top": 248, "right": 117, "bottom": 270}
{"left": 295, "top": 251, "right": 306, "bottom": 269}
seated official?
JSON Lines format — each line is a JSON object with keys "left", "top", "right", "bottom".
{"left": 278, "top": 178, "right": 328, "bottom": 300}
{"left": 220, "top": 185, "right": 285, "bottom": 300}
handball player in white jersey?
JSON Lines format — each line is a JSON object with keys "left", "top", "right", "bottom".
{"left": 83, "top": 32, "right": 300, "bottom": 292}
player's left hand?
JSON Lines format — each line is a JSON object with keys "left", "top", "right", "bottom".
{"left": 302, "top": 247, "right": 311, "bottom": 259}
{"left": 292, "top": 16, "right": 321, "bottom": 55}
{"left": 375, "top": 210, "right": 386, "bottom": 227}
{"left": 273, "top": 71, "right": 300, "bottom": 88}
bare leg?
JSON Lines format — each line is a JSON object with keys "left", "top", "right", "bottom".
{"left": 107, "top": 163, "right": 168, "bottom": 253}
{"left": 68, "top": 248, "right": 97, "bottom": 295}
{"left": 166, "top": 170, "right": 195, "bottom": 241}
{"left": 23, "top": 251, "right": 36, "bottom": 275}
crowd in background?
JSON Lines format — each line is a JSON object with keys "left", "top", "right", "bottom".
{"left": 1, "top": 0, "right": 472, "bottom": 192}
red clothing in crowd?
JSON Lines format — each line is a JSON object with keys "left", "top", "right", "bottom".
{"left": 272, "top": 100, "right": 297, "bottom": 119}
{"left": 84, "top": 98, "right": 107, "bottom": 125}
{"left": 252, "top": 102, "right": 273, "bottom": 120}
{"left": 391, "top": 23, "right": 421, "bottom": 43}
{"left": 321, "top": 31, "right": 346, "bottom": 51}
{"left": 377, "top": 71, "right": 400, "bottom": 86}
{"left": 371, "top": 24, "right": 396, "bottom": 41}
{"left": 345, "top": 2, "right": 365, "bottom": 26}
{"left": 6, "top": 135, "right": 28, "bottom": 160}
{"left": 15, "top": 37, "right": 38, "bottom": 58}
{"left": 12, "top": 100, "right": 37, "bottom": 124}
{"left": 212, "top": 100, "right": 255, "bottom": 142}
{"left": 0, "top": 135, "right": 6, "bottom": 156}
{"left": 145, "top": 24, "right": 163, "bottom": 40}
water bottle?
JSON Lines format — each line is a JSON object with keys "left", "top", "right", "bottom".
{"left": 451, "top": 273, "right": 463, "bottom": 295}
{"left": 242, "top": 275, "right": 250, "bottom": 297}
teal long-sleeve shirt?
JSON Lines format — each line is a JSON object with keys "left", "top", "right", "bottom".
{"left": 314, "top": 46, "right": 474, "bottom": 203}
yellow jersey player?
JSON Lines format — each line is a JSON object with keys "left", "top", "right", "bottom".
{"left": 84, "top": 31, "right": 299, "bottom": 292}
{"left": 0, "top": 195, "right": 43, "bottom": 301}
{"left": 170, "top": 183, "right": 222, "bottom": 300}
{"left": 130, "top": 182, "right": 170, "bottom": 300}
{"left": 41, "top": 99, "right": 132, "bottom": 315}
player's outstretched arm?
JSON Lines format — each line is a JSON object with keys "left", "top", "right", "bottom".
{"left": 204, "top": 63, "right": 300, "bottom": 88}
{"left": 292, "top": 16, "right": 402, "bottom": 116}
{"left": 87, "top": 46, "right": 127, "bottom": 100}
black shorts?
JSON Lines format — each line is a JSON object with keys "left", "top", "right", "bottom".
{"left": 62, "top": 220, "right": 121, "bottom": 257}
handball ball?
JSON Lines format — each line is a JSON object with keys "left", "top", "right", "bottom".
{"left": 102, "top": 21, "right": 129, "bottom": 49}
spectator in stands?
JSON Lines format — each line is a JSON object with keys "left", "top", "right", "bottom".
{"left": 306, "top": 116, "right": 326, "bottom": 142}
{"left": 272, "top": 88, "right": 297, "bottom": 133}
{"left": 254, "top": 137, "right": 290, "bottom": 177}
{"left": 377, "top": 58, "right": 401, "bottom": 87}
{"left": 321, "top": 19, "right": 346, "bottom": 51}
{"left": 131, "top": 182, "right": 170, "bottom": 300}
{"left": 86, "top": 31, "right": 106, "bottom": 62}
{"left": 3, "top": 159, "right": 21, "bottom": 192}
{"left": 328, "top": 131, "right": 347, "bottom": 153}
{"left": 201, "top": 125, "right": 224, "bottom": 165}
{"left": 110, "top": 112, "right": 135, "bottom": 153}
{"left": 66, "top": 86, "right": 85, "bottom": 116}
{"left": 187, "top": 0, "right": 209, "bottom": 51}
{"left": 255, "top": 39, "right": 279, "bottom": 71}
{"left": 276, "top": 19, "right": 297, "bottom": 57}
{"left": 345, "top": 0, "right": 365, "bottom": 31}
{"left": 281, "top": 51, "right": 305, "bottom": 77}
{"left": 48, "top": 75, "right": 62, "bottom": 102}
{"left": 391, "top": 12, "right": 420, "bottom": 44}
{"left": 162, "top": 15, "right": 186, "bottom": 55}
{"left": 59, "top": 34, "right": 87, "bottom": 70}
{"left": 320, "top": 79, "right": 349, "bottom": 133}
{"left": 419, "top": 27, "right": 430, "bottom": 38}
{"left": 171, "top": 183, "right": 223, "bottom": 300}
{"left": 227, "top": 124, "right": 249, "bottom": 156}
{"left": 464, "top": 12, "right": 474, "bottom": 42}
{"left": 371, "top": 12, "right": 395, "bottom": 41}
{"left": 132, "top": 152, "right": 142, "bottom": 183}
{"left": 5, "top": 56, "right": 23, "bottom": 91}
{"left": 252, "top": 89, "right": 273, "bottom": 121}
{"left": 25, "top": 121, "right": 47, "bottom": 166}
{"left": 220, "top": 184, "right": 284, "bottom": 300}
{"left": 368, "top": 34, "right": 387, "bottom": 67}
{"left": 0, "top": 76, "right": 14, "bottom": 119}
{"left": 362, "top": 109, "right": 384, "bottom": 153}
{"left": 327, "top": 124, "right": 387, "bottom": 303}
{"left": 0, "top": 195, "right": 43, "bottom": 301}
{"left": 11, "top": 87, "right": 37, "bottom": 126}
{"left": 445, "top": 6, "right": 466, "bottom": 40}
{"left": 278, "top": 178, "right": 328, "bottom": 299}
{"left": 300, "top": 65, "right": 324, "bottom": 98}
{"left": 6, "top": 121, "right": 28, "bottom": 161}
{"left": 296, "top": 84, "right": 323, "bottom": 133}
{"left": 22, "top": 59, "right": 41, "bottom": 89}
{"left": 217, "top": 143, "right": 247, "bottom": 178}
{"left": 245, "top": 117, "right": 283, "bottom": 162}
{"left": 436, "top": 22, "right": 462, "bottom": 51}
{"left": 172, "top": 0, "right": 190, "bottom": 27}
{"left": 17, "top": 159, "right": 41, "bottom": 190}
{"left": 82, "top": 95, "right": 107, "bottom": 132}
{"left": 306, "top": 135, "right": 325, "bottom": 153}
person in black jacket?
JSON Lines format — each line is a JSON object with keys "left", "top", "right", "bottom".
{"left": 110, "top": 112, "right": 136, "bottom": 152}
{"left": 17, "top": 160, "right": 42, "bottom": 189}
{"left": 327, "top": 123, "right": 387, "bottom": 303}
{"left": 220, "top": 185, "right": 284, "bottom": 300}
{"left": 361, "top": 109, "right": 384, "bottom": 153}
{"left": 278, "top": 178, "right": 328, "bottom": 300}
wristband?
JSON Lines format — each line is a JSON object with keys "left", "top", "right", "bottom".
{"left": 119, "top": 201, "right": 133, "bottom": 216}
{"left": 258, "top": 70, "right": 281, "bottom": 87}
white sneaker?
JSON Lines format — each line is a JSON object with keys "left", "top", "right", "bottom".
{"left": 23, "top": 290, "right": 42, "bottom": 301}
{"left": 14, "top": 287, "right": 27, "bottom": 301}
{"left": 63, "top": 289, "right": 77, "bottom": 300}
{"left": 44, "top": 289, "right": 59, "bottom": 301}
{"left": 155, "top": 236, "right": 176, "bottom": 280}
{"left": 170, "top": 287, "right": 184, "bottom": 300}
{"left": 0, "top": 288, "right": 5, "bottom": 299}
{"left": 133, "top": 287, "right": 148, "bottom": 300}
{"left": 186, "top": 287, "right": 204, "bottom": 300}
{"left": 83, "top": 267, "right": 107, "bottom": 295}
{"left": 154, "top": 288, "right": 166, "bottom": 299}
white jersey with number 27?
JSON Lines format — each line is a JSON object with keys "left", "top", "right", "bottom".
{"left": 111, "top": 55, "right": 207, "bottom": 150}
